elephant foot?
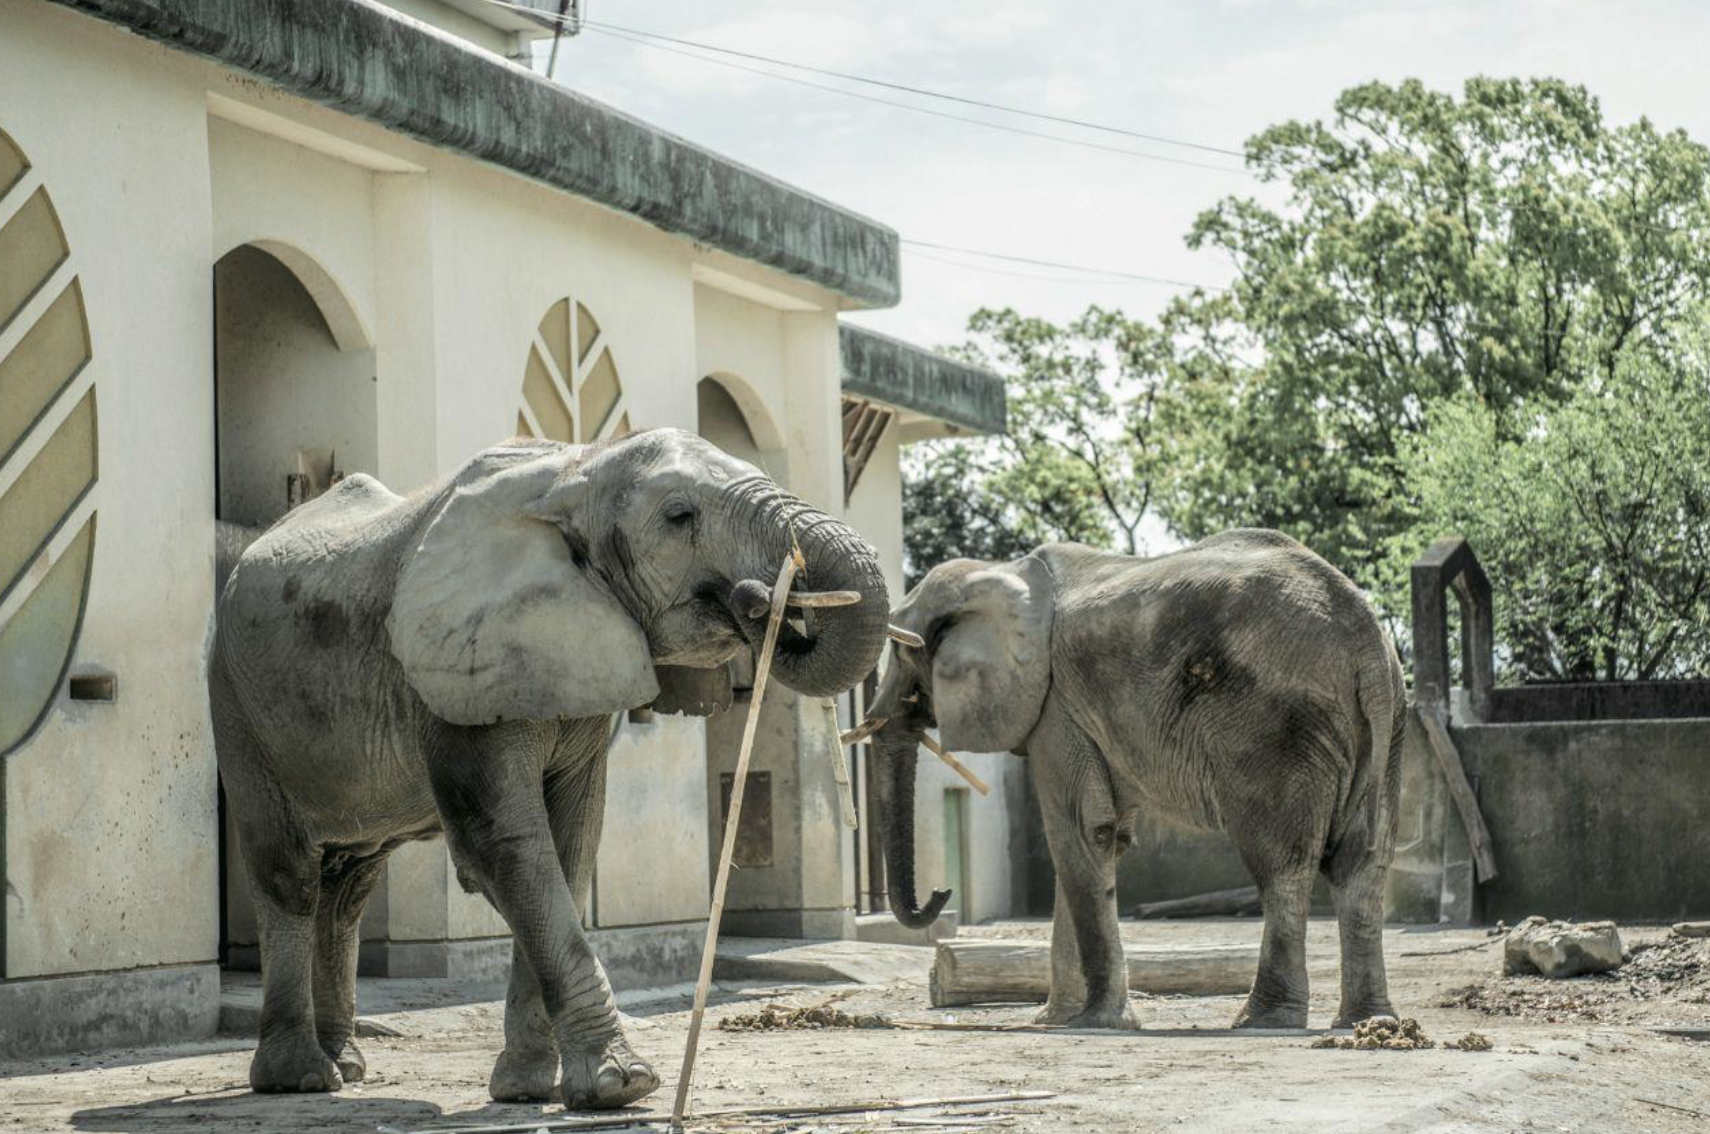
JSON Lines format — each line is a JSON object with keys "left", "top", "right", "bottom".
{"left": 490, "top": 1046, "right": 559, "bottom": 1102}
{"left": 1332, "top": 1003, "right": 1398, "bottom": 1030}
{"left": 1032, "top": 1000, "right": 1082, "bottom": 1026}
{"left": 250, "top": 1033, "right": 345, "bottom": 1093}
{"left": 1059, "top": 1002, "right": 1139, "bottom": 1031}
{"left": 560, "top": 1036, "right": 658, "bottom": 1111}
{"left": 1232, "top": 999, "right": 1308, "bottom": 1030}
{"left": 321, "top": 1037, "right": 367, "bottom": 1084}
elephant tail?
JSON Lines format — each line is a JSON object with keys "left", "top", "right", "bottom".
{"left": 1357, "top": 644, "right": 1407, "bottom": 854}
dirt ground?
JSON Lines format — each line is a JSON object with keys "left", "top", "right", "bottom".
{"left": 2, "top": 919, "right": 1706, "bottom": 1134}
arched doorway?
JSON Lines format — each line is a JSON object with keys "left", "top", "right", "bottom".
{"left": 212, "top": 241, "right": 377, "bottom": 968}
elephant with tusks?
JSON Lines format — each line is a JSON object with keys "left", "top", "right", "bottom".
{"left": 211, "top": 429, "right": 903, "bottom": 1108}
{"left": 853, "top": 530, "right": 1405, "bottom": 1031}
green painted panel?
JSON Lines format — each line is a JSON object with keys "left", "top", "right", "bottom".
{"left": 942, "top": 788, "right": 967, "bottom": 916}
{"left": 0, "top": 130, "right": 25, "bottom": 201}
{"left": 0, "top": 519, "right": 93, "bottom": 755}
{"left": 0, "top": 190, "right": 69, "bottom": 334}
{"left": 0, "top": 392, "right": 96, "bottom": 602}
{"left": 0, "top": 281, "right": 90, "bottom": 465}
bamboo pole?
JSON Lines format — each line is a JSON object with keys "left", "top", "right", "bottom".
{"left": 920, "top": 733, "right": 990, "bottom": 796}
{"left": 670, "top": 552, "right": 799, "bottom": 1130}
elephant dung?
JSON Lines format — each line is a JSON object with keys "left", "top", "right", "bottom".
{"left": 1502, "top": 916, "right": 1624, "bottom": 979}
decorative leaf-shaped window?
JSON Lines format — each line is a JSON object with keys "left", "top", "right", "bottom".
{"left": 517, "top": 298, "right": 630, "bottom": 443}
{"left": 0, "top": 125, "right": 98, "bottom": 756}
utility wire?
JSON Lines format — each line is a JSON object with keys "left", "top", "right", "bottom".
{"left": 582, "top": 25, "right": 1250, "bottom": 176}
{"left": 578, "top": 16, "right": 1248, "bottom": 160}
{"left": 902, "top": 239, "right": 1227, "bottom": 291}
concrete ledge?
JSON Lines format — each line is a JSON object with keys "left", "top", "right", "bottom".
{"left": 713, "top": 938, "right": 932, "bottom": 985}
{"left": 46, "top": 0, "right": 900, "bottom": 306}
{"left": 357, "top": 937, "right": 512, "bottom": 984}
{"left": 856, "top": 910, "right": 957, "bottom": 946}
{"left": 591, "top": 921, "right": 705, "bottom": 994}
{"left": 0, "top": 963, "right": 219, "bottom": 1059}
{"left": 840, "top": 323, "right": 1006, "bottom": 434}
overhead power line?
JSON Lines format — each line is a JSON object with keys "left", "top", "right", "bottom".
{"left": 902, "top": 239, "right": 1227, "bottom": 291}
{"left": 582, "top": 25, "right": 1250, "bottom": 175}
{"left": 578, "top": 17, "right": 1249, "bottom": 161}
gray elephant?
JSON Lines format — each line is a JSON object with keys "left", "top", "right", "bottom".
{"left": 861, "top": 530, "right": 1403, "bottom": 1030}
{"left": 211, "top": 429, "right": 890, "bottom": 1108}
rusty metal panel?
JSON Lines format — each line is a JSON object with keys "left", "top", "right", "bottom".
{"left": 718, "top": 771, "right": 773, "bottom": 868}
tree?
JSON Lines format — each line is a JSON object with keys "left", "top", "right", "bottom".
{"left": 1379, "top": 341, "right": 1710, "bottom": 681}
{"left": 1168, "top": 77, "right": 1710, "bottom": 585}
{"left": 905, "top": 77, "right": 1710, "bottom": 677}
{"left": 901, "top": 307, "right": 1174, "bottom": 585}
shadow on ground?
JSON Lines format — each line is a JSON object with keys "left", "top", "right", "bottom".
{"left": 69, "top": 1090, "right": 648, "bottom": 1134}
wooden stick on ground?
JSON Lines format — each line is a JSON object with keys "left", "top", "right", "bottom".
{"left": 411, "top": 1090, "right": 1060, "bottom": 1134}
{"left": 670, "top": 552, "right": 800, "bottom": 1131}
{"left": 920, "top": 732, "right": 990, "bottom": 796}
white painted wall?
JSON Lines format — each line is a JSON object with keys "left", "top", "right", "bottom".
{"left": 0, "top": 0, "right": 956, "bottom": 994}
{"left": 1, "top": 4, "right": 220, "bottom": 978}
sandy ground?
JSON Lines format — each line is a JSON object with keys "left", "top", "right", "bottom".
{"left": 2, "top": 919, "right": 1706, "bottom": 1134}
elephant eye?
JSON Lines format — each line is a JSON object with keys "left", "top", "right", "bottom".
{"left": 663, "top": 501, "right": 698, "bottom": 528}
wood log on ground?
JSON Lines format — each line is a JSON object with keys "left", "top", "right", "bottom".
{"left": 1131, "top": 885, "right": 1262, "bottom": 920}
{"left": 929, "top": 938, "right": 1258, "bottom": 1007}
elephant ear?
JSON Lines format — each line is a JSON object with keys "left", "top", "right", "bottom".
{"left": 649, "top": 664, "right": 734, "bottom": 717}
{"left": 387, "top": 451, "right": 658, "bottom": 726}
{"left": 932, "top": 554, "right": 1054, "bottom": 753}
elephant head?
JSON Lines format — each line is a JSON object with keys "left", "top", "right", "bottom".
{"left": 862, "top": 554, "right": 1054, "bottom": 928}
{"left": 386, "top": 429, "right": 892, "bottom": 726}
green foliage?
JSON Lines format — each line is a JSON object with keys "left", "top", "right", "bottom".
{"left": 1380, "top": 348, "right": 1710, "bottom": 680}
{"left": 902, "top": 306, "right": 1175, "bottom": 583}
{"left": 1173, "top": 77, "right": 1710, "bottom": 583}
{"left": 904, "top": 77, "right": 1710, "bottom": 678}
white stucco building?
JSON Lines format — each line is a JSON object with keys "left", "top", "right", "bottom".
{"left": 0, "top": 0, "right": 1014, "bottom": 1056}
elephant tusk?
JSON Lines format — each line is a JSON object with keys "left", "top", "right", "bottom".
{"left": 787, "top": 589, "right": 862, "bottom": 608}
{"left": 888, "top": 625, "right": 925, "bottom": 648}
{"left": 839, "top": 716, "right": 886, "bottom": 746}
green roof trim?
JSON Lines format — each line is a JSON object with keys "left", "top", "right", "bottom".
{"left": 839, "top": 323, "right": 1006, "bottom": 435}
{"left": 47, "top": 0, "right": 901, "bottom": 307}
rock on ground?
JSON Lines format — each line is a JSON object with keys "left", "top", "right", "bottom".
{"left": 1503, "top": 916, "right": 1624, "bottom": 978}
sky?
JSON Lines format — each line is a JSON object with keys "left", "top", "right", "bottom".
{"left": 536, "top": 0, "right": 1707, "bottom": 354}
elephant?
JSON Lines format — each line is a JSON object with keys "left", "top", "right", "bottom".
{"left": 859, "top": 530, "right": 1405, "bottom": 1030}
{"left": 210, "top": 428, "right": 892, "bottom": 1109}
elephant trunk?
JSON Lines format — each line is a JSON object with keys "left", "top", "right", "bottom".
{"left": 728, "top": 478, "right": 889, "bottom": 698}
{"left": 871, "top": 721, "right": 951, "bottom": 929}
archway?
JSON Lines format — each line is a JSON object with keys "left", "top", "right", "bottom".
{"left": 212, "top": 241, "right": 377, "bottom": 967}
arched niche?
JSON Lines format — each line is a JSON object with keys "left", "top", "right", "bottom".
{"left": 213, "top": 242, "right": 378, "bottom": 529}
{"left": 697, "top": 372, "right": 787, "bottom": 486}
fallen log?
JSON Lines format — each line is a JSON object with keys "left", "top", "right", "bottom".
{"left": 929, "top": 938, "right": 1257, "bottom": 1007}
{"left": 1132, "top": 885, "right": 1261, "bottom": 920}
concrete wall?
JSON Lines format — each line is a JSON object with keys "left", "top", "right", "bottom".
{"left": 2, "top": 3, "right": 220, "bottom": 990}
{"left": 0, "top": 0, "right": 873, "bottom": 1048}
{"left": 1428, "top": 716, "right": 1710, "bottom": 923}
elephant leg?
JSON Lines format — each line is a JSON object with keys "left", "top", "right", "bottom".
{"left": 1325, "top": 850, "right": 1396, "bottom": 1026}
{"left": 1231, "top": 865, "right": 1314, "bottom": 1029}
{"left": 246, "top": 832, "right": 343, "bottom": 1092}
{"left": 430, "top": 726, "right": 654, "bottom": 1112}
{"left": 312, "top": 849, "right": 388, "bottom": 1083}
{"left": 1034, "top": 882, "right": 1089, "bottom": 1024}
{"left": 1031, "top": 713, "right": 1134, "bottom": 1030}
{"left": 491, "top": 755, "right": 610, "bottom": 1102}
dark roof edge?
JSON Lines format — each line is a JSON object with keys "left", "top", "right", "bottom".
{"left": 47, "top": 0, "right": 901, "bottom": 307}
{"left": 839, "top": 323, "right": 1006, "bottom": 435}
